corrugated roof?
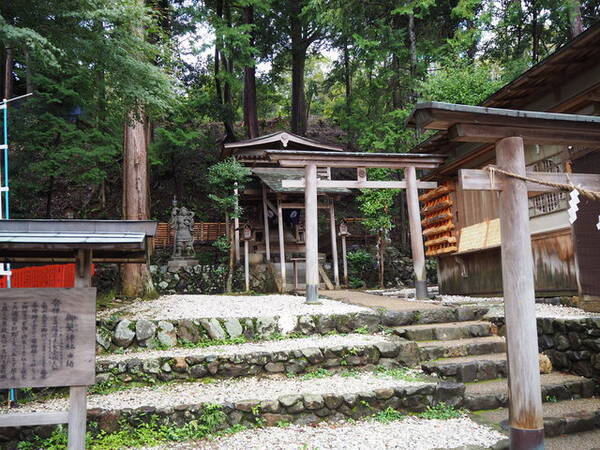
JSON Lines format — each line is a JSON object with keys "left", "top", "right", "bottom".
{"left": 0, "top": 232, "right": 145, "bottom": 244}
{"left": 252, "top": 168, "right": 351, "bottom": 194}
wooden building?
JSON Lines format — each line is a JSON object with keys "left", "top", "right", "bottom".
{"left": 413, "top": 23, "right": 600, "bottom": 309}
{"left": 224, "top": 132, "right": 351, "bottom": 291}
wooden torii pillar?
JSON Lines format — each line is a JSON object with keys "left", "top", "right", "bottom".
{"left": 268, "top": 150, "right": 444, "bottom": 304}
{"left": 408, "top": 101, "right": 600, "bottom": 450}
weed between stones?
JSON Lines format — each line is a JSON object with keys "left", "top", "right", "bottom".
{"left": 17, "top": 402, "right": 467, "bottom": 449}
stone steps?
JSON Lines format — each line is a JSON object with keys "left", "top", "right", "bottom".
{"left": 95, "top": 334, "right": 419, "bottom": 386}
{"left": 422, "top": 353, "right": 508, "bottom": 382}
{"left": 393, "top": 320, "right": 493, "bottom": 342}
{"left": 464, "top": 372, "right": 595, "bottom": 411}
{"left": 475, "top": 397, "right": 600, "bottom": 439}
{"left": 1, "top": 373, "right": 464, "bottom": 439}
{"left": 418, "top": 335, "right": 506, "bottom": 360}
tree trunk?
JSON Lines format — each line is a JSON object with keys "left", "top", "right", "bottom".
{"left": 3, "top": 47, "right": 13, "bottom": 100}
{"left": 290, "top": 0, "right": 307, "bottom": 136}
{"left": 568, "top": 0, "right": 584, "bottom": 37}
{"left": 225, "top": 213, "right": 234, "bottom": 292}
{"left": 25, "top": 49, "right": 33, "bottom": 94}
{"left": 122, "top": 109, "right": 157, "bottom": 298}
{"left": 531, "top": 1, "right": 540, "bottom": 63}
{"left": 408, "top": 13, "right": 417, "bottom": 79}
{"left": 343, "top": 42, "right": 353, "bottom": 149}
{"left": 243, "top": 5, "right": 259, "bottom": 139}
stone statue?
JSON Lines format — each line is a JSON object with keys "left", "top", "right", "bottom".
{"left": 170, "top": 199, "right": 196, "bottom": 258}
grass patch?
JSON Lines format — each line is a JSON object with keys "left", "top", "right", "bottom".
{"left": 300, "top": 368, "right": 333, "bottom": 380}
{"left": 374, "top": 366, "right": 426, "bottom": 382}
{"left": 372, "top": 407, "right": 406, "bottom": 423}
{"left": 418, "top": 403, "right": 465, "bottom": 420}
{"left": 17, "top": 405, "right": 245, "bottom": 450}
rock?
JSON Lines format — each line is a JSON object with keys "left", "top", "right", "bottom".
{"left": 190, "top": 364, "right": 207, "bottom": 378}
{"left": 95, "top": 373, "right": 112, "bottom": 384}
{"left": 259, "top": 400, "right": 280, "bottom": 413}
{"left": 158, "top": 281, "right": 169, "bottom": 290}
{"left": 279, "top": 394, "right": 302, "bottom": 408}
{"left": 113, "top": 320, "right": 135, "bottom": 347}
{"left": 96, "top": 329, "right": 112, "bottom": 351}
{"left": 434, "top": 382, "right": 465, "bottom": 407}
{"left": 265, "top": 362, "right": 285, "bottom": 373}
{"left": 539, "top": 354, "right": 553, "bottom": 374}
{"left": 96, "top": 411, "right": 121, "bottom": 433}
{"left": 297, "top": 315, "right": 316, "bottom": 334}
{"left": 136, "top": 320, "right": 157, "bottom": 342}
{"left": 303, "top": 394, "right": 324, "bottom": 410}
{"left": 235, "top": 400, "right": 260, "bottom": 412}
{"left": 301, "top": 348, "right": 324, "bottom": 364}
{"left": 161, "top": 363, "right": 172, "bottom": 373}
{"left": 257, "top": 317, "right": 278, "bottom": 336}
{"left": 323, "top": 394, "right": 343, "bottom": 410}
{"left": 224, "top": 319, "right": 243, "bottom": 338}
{"left": 373, "top": 341, "right": 399, "bottom": 358}
{"left": 142, "top": 359, "right": 161, "bottom": 374}
{"left": 157, "top": 321, "right": 177, "bottom": 347}
{"left": 262, "top": 413, "right": 293, "bottom": 427}
{"left": 294, "top": 413, "right": 320, "bottom": 426}
{"left": 177, "top": 319, "right": 203, "bottom": 343}
{"left": 200, "top": 318, "right": 227, "bottom": 340}
{"left": 381, "top": 310, "right": 415, "bottom": 327}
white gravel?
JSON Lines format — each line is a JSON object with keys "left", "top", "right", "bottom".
{"left": 99, "top": 294, "right": 369, "bottom": 320}
{"left": 485, "top": 302, "right": 600, "bottom": 320}
{"left": 152, "top": 416, "right": 505, "bottom": 450}
{"left": 440, "top": 295, "right": 503, "bottom": 305}
{"left": 4, "top": 373, "right": 428, "bottom": 414}
{"left": 98, "top": 334, "right": 393, "bottom": 363}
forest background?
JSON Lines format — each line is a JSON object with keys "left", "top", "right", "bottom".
{"left": 1, "top": 0, "right": 598, "bottom": 243}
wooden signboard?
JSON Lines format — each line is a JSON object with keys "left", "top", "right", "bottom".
{"left": 0, "top": 288, "right": 96, "bottom": 389}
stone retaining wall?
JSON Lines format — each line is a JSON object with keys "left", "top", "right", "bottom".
{"left": 96, "top": 306, "right": 489, "bottom": 353}
{"left": 96, "top": 312, "right": 382, "bottom": 352}
{"left": 95, "top": 340, "right": 419, "bottom": 385}
{"left": 6, "top": 382, "right": 464, "bottom": 445}
{"left": 490, "top": 317, "right": 600, "bottom": 387}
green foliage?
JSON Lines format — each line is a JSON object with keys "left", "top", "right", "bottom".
{"left": 372, "top": 407, "right": 406, "bottom": 423}
{"left": 418, "top": 403, "right": 465, "bottom": 420}
{"left": 18, "top": 405, "right": 229, "bottom": 449}
{"left": 420, "top": 61, "right": 505, "bottom": 106}
{"left": 207, "top": 158, "right": 251, "bottom": 218}
{"left": 346, "top": 249, "right": 377, "bottom": 286}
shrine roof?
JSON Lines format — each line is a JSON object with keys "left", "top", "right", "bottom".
{"left": 252, "top": 168, "right": 351, "bottom": 194}
{"left": 0, "top": 220, "right": 157, "bottom": 263}
{"left": 223, "top": 132, "right": 343, "bottom": 159}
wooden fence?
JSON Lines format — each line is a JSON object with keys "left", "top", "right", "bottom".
{"left": 0, "top": 264, "right": 95, "bottom": 288}
{"left": 154, "top": 222, "right": 228, "bottom": 249}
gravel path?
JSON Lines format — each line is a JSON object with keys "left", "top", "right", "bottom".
{"left": 149, "top": 416, "right": 504, "bottom": 449}
{"left": 99, "top": 294, "right": 369, "bottom": 320}
{"left": 440, "top": 295, "right": 503, "bottom": 305}
{"left": 3, "top": 373, "right": 428, "bottom": 414}
{"left": 98, "top": 333, "right": 393, "bottom": 363}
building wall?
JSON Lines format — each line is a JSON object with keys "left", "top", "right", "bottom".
{"left": 438, "top": 228, "right": 577, "bottom": 296}
{"left": 438, "top": 144, "right": 576, "bottom": 297}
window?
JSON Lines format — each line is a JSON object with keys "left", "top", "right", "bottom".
{"left": 527, "top": 157, "right": 567, "bottom": 217}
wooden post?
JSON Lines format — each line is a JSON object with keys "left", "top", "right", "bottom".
{"left": 277, "top": 198, "right": 286, "bottom": 291}
{"left": 496, "top": 136, "right": 544, "bottom": 448}
{"left": 329, "top": 203, "right": 340, "bottom": 288}
{"left": 262, "top": 184, "right": 271, "bottom": 261}
{"left": 304, "top": 163, "right": 320, "bottom": 304}
{"left": 244, "top": 239, "right": 250, "bottom": 291}
{"left": 405, "top": 166, "right": 428, "bottom": 299}
{"left": 70, "top": 248, "right": 92, "bottom": 450}
{"left": 234, "top": 186, "right": 240, "bottom": 263}
{"left": 341, "top": 234, "right": 348, "bottom": 286}
{"left": 67, "top": 386, "right": 87, "bottom": 450}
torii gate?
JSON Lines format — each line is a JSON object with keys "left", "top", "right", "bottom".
{"left": 265, "top": 150, "right": 445, "bottom": 303}
{"left": 408, "top": 102, "right": 600, "bottom": 450}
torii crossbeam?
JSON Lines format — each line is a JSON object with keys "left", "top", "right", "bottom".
{"left": 407, "top": 101, "right": 600, "bottom": 450}
{"left": 265, "top": 150, "right": 446, "bottom": 304}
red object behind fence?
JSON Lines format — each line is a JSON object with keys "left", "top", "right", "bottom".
{"left": 0, "top": 264, "right": 95, "bottom": 288}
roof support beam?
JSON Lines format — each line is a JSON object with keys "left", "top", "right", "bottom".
{"left": 282, "top": 179, "right": 438, "bottom": 190}
{"left": 459, "top": 169, "right": 600, "bottom": 192}
{"left": 449, "top": 123, "right": 600, "bottom": 146}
